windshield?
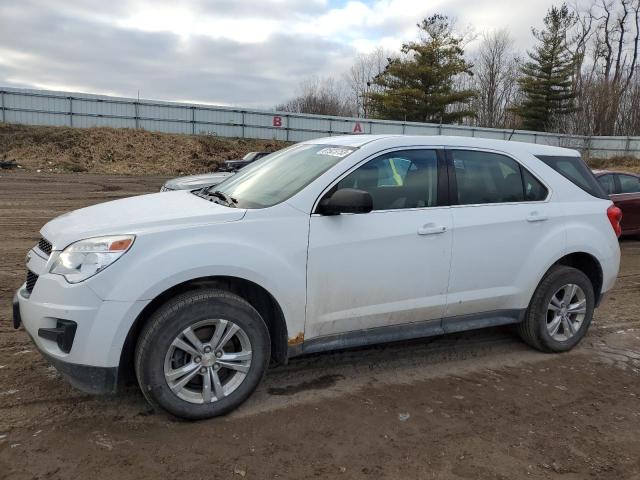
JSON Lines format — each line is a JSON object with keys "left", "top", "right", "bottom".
{"left": 213, "top": 144, "right": 356, "bottom": 208}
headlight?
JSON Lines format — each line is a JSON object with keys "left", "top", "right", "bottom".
{"left": 50, "top": 235, "right": 135, "bottom": 283}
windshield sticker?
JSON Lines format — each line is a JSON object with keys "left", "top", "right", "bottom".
{"left": 316, "top": 147, "right": 353, "bottom": 157}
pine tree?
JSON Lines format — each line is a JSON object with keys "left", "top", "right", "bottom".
{"left": 368, "top": 15, "right": 475, "bottom": 124}
{"left": 516, "top": 4, "right": 577, "bottom": 132}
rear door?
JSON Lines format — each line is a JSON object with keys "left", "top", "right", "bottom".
{"left": 444, "top": 148, "right": 557, "bottom": 324}
{"left": 611, "top": 174, "right": 640, "bottom": 233}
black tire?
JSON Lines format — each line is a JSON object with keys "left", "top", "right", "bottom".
{"left": 518, "top": 265, "right": 595, "bottom": 353}
{"left": 135, "top": 289, "right": 271, "bottom": 420}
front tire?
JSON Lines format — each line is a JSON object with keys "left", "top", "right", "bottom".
{"left": 135, "top": 289, "right": 271, "bottom": 420}
{"left": 518, "top": 265, "right": 595, "bottom": 353}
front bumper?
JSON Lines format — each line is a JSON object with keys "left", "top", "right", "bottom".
{"left": 12, "top": 292, "right": 21, "bottom": 329}
{"left": 13, "top": 286, "right": 122, "bottom": 394}
{"left": 13, "top": 256, "right": 148, "bottom": 394}
{"left": 29, "top": 332, "right": 118, "bottom": 394}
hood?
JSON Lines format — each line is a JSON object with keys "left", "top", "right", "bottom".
{"left": 41, "top": 190, "right": 246, "bottom": 250}
{"left": 164, "top": 172, "right": 234, "bottom": 190}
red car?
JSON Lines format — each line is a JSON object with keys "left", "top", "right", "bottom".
{"left": 594, "top": 170, "right": 640, "bottom": 236}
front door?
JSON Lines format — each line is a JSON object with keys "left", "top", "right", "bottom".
{"left": 305, "top": 148, "right": 453, "bottom": 339}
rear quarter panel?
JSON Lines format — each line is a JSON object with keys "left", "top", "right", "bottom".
{"left": 515, "top": 155, "right": 620, "bottom": 300}
{"left": 557, "top": 196, "right": 621, "bottom": 294}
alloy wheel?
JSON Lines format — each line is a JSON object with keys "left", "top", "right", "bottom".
{"left": 163, "top": 319, "right": 253, "bottom": 404}
{"left": 546, "top": 283, "right": 587, "bottom": 342}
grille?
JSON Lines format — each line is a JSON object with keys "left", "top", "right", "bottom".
{"left": 38, "top": 237, "right": 52, "bottom": 256}
{"left": 26, "top": 270, "right": 39, "bottom": 294}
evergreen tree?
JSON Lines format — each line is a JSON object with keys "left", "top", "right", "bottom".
{"left": 368, "top": 15, "right": 475, "bottom": 123}
{"left": 516, "top": 4, "right": 577, "bottom": 131}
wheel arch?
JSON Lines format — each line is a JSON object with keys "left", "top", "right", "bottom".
{"left": 118, "top": 275, "right": 289, "bottom": 385}
{"left": 546, "top": 251, "right": 604, "bottom": 305}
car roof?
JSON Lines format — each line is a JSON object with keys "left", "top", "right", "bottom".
{"left": 303, "top": 134, "right": 581, "bottom": 157}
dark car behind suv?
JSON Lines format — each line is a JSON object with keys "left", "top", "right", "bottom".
{"left": 594, "top": 170, "right": 640, "bottom": 236}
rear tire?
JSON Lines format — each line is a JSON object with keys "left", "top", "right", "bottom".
{"left": 518, "top": 265, "right": 595, "bottom": 353}
{"left": 135, "top": 289, "right": 271, "bottom": 420}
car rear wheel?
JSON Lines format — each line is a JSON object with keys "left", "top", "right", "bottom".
{"left": 135, "top": 289, "right": 270, "bottom": 420}
{"left": 518, "top": 265, "right": 595, "bottom": 353}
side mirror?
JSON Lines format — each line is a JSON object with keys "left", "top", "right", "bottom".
{"left": 318, "top": 188, "right": 373, "bottom": 215}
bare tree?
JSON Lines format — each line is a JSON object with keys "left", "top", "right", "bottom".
{"left": 587, "top": 0, "right": 639, "bottom": 134}
{"left": 345, "top": 47, "right": 391, "bottom": 118}
{"left": 559, "top": 1, "right": 598, "bottom": 134}
{"left": 276, "top": 76, "right": 356, "bottom": 117}
{"left": 546, "top": 0, "right": 640, "bottom": 136}
{"left": 470, "top": 29, "right": 520, "bottom": 128}
{"left": 618, "top": 73, "right": 640, "bottom": 134}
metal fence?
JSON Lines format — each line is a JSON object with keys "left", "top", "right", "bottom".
{"left": 1, "top": 86, "right": 639, "bottom": 158}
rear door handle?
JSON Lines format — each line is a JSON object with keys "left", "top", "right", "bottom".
{"left": 418, "top": 224, "right": 447, "bottom": 235}
{"left": 526, "top": 212, "right": 548, "bottom": 222}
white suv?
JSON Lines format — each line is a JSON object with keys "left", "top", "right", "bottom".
{"left": 13, "top": 135, "right": 621, "bottom": 419}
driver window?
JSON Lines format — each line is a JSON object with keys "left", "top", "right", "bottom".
{"left": 336, "top": 150, "right": 439, "bottom": 211}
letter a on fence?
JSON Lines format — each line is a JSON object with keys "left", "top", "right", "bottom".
{"left": 353, "top": 122, "right": 363, "bottom": 133}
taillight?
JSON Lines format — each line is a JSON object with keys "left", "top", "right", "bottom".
{"left": 607, "top": 205, "right": 622, "bottom": 237}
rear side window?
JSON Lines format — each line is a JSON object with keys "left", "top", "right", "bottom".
{"left": 451, "top": 150, "right": 547, "bottom": 205}
{"left": 617, "top": 174, "right": 640, "bottom": 194}
{"left": 536, "top": 155, "right": 608, "bottom": 199}
{"left": 523, "top": 169, "right": 547, "bottom": 201}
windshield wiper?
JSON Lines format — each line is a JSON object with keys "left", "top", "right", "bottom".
{"left": 201, "top": 188, "right": 238, "bottom": 207}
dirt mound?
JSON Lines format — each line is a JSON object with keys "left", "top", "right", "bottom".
{"left": 588, "top": 155, "right": 640, "bottom": 173}
{"left": 2, "top": 123, "right": 638, "bottom": 176}
{"left": 0, "top": 123, "right": 288, "bottom": 175}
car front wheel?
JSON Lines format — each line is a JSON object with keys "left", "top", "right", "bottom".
{"left": 135, "top": 289, "right": 271, "bottom": 420}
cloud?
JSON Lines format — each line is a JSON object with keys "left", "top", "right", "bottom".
{"left": 0, "top": 0, "right": 557, "bottom": 107}
{"left": 0, "top": 0, "right": 353, "bottom": 107}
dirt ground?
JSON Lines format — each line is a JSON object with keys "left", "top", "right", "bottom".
{"left": 1, "top": 172, "right": 640, "bottom": 480}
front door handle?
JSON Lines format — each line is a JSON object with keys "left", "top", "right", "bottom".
{"left": 526, "top": 212, "right": 548, "bottom": 223}
{"left": 418, "top": 224, "right": 447, "bottom": 235}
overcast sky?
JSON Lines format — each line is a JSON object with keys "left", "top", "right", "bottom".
{"left": 0, "top": 0, "right": 558, "bottom": 108}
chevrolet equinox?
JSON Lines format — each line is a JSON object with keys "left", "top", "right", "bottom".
{"left": 13, "top": 135, "right": 621, "bottom": 419}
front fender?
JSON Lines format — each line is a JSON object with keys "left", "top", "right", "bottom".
{"left": 85, "top": 208, "right": 310, "bottom": 352}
